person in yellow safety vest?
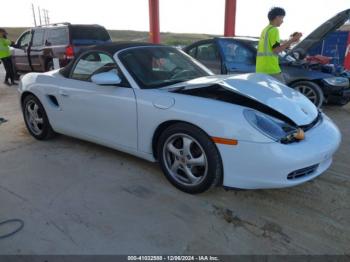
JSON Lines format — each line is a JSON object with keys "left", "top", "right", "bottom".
{"left": 256, "top": 7, "right": 302, "bottom": 83}
{"left": 0, "top": 28, "right": 16, "bottom": 86}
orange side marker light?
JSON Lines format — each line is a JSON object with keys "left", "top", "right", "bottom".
{"left": 211, "top": 137, "right": 238, "bottom": 145}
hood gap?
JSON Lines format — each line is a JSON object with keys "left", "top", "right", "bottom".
{"left": 174, "top": 84, "right": 297, "bottom": 126}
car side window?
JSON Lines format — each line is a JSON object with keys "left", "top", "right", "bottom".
{"left": 46, "top": 28, "right": 69, "bottom": 46}
{"left": 196, "top": 43, "right": 220, "bottom": 62}
{"left": 32, "top": 29, "right": 45, "bottom": 47}
{"left": 222, "top": 42, "right": 255, "bottom": 64}
{"left": 17, "top": 31, "right": 32, "bottom": 48}
{"left": 71, "top": 52, "right": 118, "bottom": 82}
{"left": 187, "top": 47, "right": 197, "bottom": 58}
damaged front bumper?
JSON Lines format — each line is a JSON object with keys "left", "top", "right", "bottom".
{"left": 326, "top": 87, "right": 350, "bottom": 105}
{"left": 321, "top": 79, "right": 350, "bottom": 105}
{"left": 218, "top": 113, "right": 341, "bottom": 189}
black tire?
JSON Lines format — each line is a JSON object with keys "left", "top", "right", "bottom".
{"left": 157, "top": 123, "right": 223, "bottom": 194}
{"left": 22, "top": 94, "right": 56, "bottom": 140}
{"left": 290, "top": 81, "right": 324, "bottom": 108}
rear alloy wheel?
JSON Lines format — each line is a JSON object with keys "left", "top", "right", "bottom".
{"left": 22, "top": 95, "right": 55, "bottom": 140}
{"left": 291, "top": 81, "right": 324, "bottom": 108}
{"left": 158, "top": 123, "right": 222, "bottom": 194}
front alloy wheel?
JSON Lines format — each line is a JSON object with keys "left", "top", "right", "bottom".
{"left": 163, "top": 134, "right": 208, "bottom": 187}
{"left": 158, "top": 123, "right": 222, "bottom": 194}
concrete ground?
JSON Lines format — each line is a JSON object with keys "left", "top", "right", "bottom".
{"left": 0, "top": 68, "right": 349, "bottom": 255}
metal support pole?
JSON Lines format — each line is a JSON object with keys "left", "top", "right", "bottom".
{"left": 46, "top": 10, "right": 50, "bottom": 24}
{"left": 38, "top": 7, "right": 42, "bottom": 25}
{"left": 44, "top": 10, "right": 48, "bottom": 25}
{"left": 43, "top": 10, "right": 45, "bottom": 25}
{"left": 224, "top": 0, "right": 236, "bottom": 37}
{"left": 32, "top": 3, "right": 37, "bottom": 26}
{"left": 43, "top": 9, "right": 49, "bottom": 25}
{"left": 149, "top": 0, "right": 160, "bottom": 44}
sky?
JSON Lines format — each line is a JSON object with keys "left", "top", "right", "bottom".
{"left": 2, "top": 0, "right": 349, "bottom": 40}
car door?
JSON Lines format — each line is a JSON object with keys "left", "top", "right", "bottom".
{"left": 29, "top": 28, "right": 46, "bottom": 72}
{"left": 218, "top": 39, "right": 256, "bottom": 74}
{"left": 190, "top": 41, "right": 222, "bottom": 74}
{"left": 54, "top": 51, "right": 138, "bottom": 149}
{"left": 12, "top": 30, "right": 32, "bottom": 72}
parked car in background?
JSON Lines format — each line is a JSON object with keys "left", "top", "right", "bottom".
{"left": 11, "top": 23, "right": 111, "bottom": 74}
{"left": 19, "top": 42, "right": 341, "bottom": 193}
{"left": 184, "top": 9, "right": 350, "bottom": 107}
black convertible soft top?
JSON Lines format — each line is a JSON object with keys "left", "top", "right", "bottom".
{"left": 60, "top": 41, "right": 162, "bottom": 78}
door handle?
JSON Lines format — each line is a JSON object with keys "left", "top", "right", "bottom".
{"left": 229, "top": 68, "right": 241, "bottom": 73}
{"left": 59, "top": 90, "right": 69, "bottom": 97}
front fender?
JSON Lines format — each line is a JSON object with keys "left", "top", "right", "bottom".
{"left": 135, "top": 89, "right": 272, "bottom": 155}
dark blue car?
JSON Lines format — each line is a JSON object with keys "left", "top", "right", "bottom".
{"left": 184, "top": 9, "right": 350, "bottom": 108}
{"left": 184, "top": 36, "right": 350, "bottom": 108}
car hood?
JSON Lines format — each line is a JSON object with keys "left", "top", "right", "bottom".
{"left": 290, "top": 9, "right": 350, "bottom": 59}
{"left": 165, "top": 73, "right": 318, "bottom": 126}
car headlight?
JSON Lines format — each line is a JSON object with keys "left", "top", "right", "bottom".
{"left": 243, "top": 109, "right": 303, "bottom": 143}
{"left": 323, "top": 77, "right": 349, "bottom": 87}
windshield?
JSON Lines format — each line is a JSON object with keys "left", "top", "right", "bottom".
{"left": 71, "top": 26, "right": 111, "bottom": 44}
{"left": 220, "top": 39, "right": 256, "bottom": 63}
{"left": 119, "top": 46, "right": 210, "bottom": 89}
{"left": 245, "top": 40, "right": 258, "bottom": 49}
{"left": 245, "top": 39, "right": 296, "bottom": 62}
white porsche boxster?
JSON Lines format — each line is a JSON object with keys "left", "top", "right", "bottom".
{"left": 19, "top": 42, "right": 341, "bottom": 194}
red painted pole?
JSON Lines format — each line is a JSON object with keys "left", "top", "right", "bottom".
{"left": 224, "top": 0, "right": 236, "bottom": 37}
{"left": 149, "top": 0, "right": 160, "bottom": 43}
{"left": 344, "top": 32, "right": 350, "bottom": 70}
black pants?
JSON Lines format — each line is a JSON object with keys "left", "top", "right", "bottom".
{"left": 1, "top": 56, "right": 15, "bottom": 83}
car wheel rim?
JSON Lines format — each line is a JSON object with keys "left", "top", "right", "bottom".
{"left": 294, "top": 85, "right": 318, "bottom": 104}
{"left": 163, "top": 133, "right": 208, "bottom": 187}
{"left": 25, "top": 100, "right": 44, "bottom": 135}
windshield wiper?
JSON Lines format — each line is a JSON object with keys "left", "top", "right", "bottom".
{"left": 160, "top": 79, "right": 191, "bottom": 90}
{"left": 171, "top": 86, "right": 186, "bottom": 92}
{"left": 164, "top": 85, "right": 186, "bottom": 92}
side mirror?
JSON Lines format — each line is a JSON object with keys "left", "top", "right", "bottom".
{"left": 91, "top": 71, "right": 122, "bottom": 85}
{"left": 292, "top": 52, "right": 300, "bottom": 60}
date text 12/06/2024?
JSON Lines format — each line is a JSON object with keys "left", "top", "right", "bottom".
{"left": 127, "top": 256, "right": 220, "bottom": 261}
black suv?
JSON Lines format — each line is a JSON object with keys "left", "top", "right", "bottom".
{"left": 12, "top": 23, "right": 111, "bottom": 73}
